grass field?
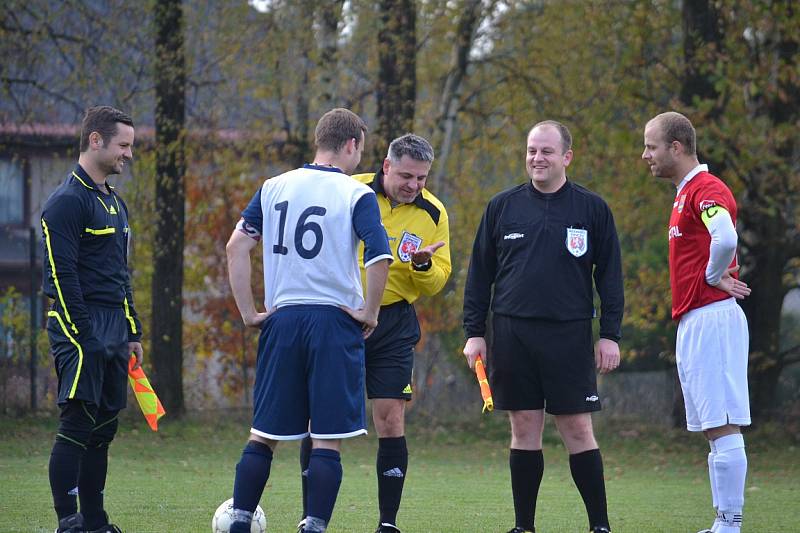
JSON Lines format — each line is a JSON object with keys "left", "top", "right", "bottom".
{"left": 0, "top": 410, "right": 796, "bottom": 533}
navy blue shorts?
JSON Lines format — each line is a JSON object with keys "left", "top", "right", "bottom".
{"left": 365, "top": 301, "right": 420, "bottom": 400}
{"left": 251, "top": 305, "right": 367, "bottom": 440}
{"left": 489, "top": 315, "right": 600, "bottom": 415}
{"left": 47, "top": 305, "right": 129, "bottom": 411}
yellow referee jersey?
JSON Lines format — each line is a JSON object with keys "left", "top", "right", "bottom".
{"left": 353, "top": 171, "right": 451, "bottom": 306}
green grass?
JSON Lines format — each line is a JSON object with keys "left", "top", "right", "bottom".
{"left": 0, "top": 411, "right": 796, "bottom": 532}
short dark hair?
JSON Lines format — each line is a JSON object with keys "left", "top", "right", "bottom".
{"left": 314, "top": 108, "right": 368, "bottom": 153}
{"left": 80, "top": 106, "right": 134, "bottom": 152}
{"left": 531, "top": 120, "right": 572, "bottom": 153}
{"left": 651, "top": 111, "right": 696, "bottom": 155}
{"left": 387, "top": 133, "right": 435, "bottom": 163}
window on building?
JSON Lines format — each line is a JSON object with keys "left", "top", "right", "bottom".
{"left": 0, "top": 158, "right": 24, "bottom": 225}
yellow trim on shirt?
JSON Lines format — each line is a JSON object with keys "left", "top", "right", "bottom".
{"left": 123, "top": 297, "right": 137, "bottom": 334}
{"left": 41, "top": 218, "right": 79, "bottom": 336}
{"left": 72, "top": 171, "right": 94, "bottom": 190}
{"left": 85, "top": 227, "right": 116, "bottom": 235}
{"left": 48, "top": 310, "right": 84, "bottom": 399}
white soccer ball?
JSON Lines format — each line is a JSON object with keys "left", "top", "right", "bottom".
{"left": 211, "top": 497, "right": 267, "bottom": 533}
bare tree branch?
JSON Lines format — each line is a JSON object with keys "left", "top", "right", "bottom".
{"left": 780, "top": 344, "right": 800, "bottom": 365}
{"left": 1, "top": 77, "right": 83, "bottom": 112}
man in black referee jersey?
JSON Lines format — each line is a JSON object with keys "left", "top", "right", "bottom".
{"left": 462, "top": 120, "right": 624, "bottom": 533}
{"left": 41, "top": 106, "right": 143, "bottom": 533}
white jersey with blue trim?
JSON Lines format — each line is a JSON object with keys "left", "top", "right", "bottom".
{"left": 247, "top": 165, "right": 391, "bottom": 311}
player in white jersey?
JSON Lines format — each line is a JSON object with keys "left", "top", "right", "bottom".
{"left": 225, "top": 108, "right": 392, "bottom": 533}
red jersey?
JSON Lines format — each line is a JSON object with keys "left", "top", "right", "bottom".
{"left": 668, "top": 169, "right": 738, "bottom": 320}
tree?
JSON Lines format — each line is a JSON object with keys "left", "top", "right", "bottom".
{"left": 316, "top": 0, "right": 345, "bottom": 108}
{"left": 151, "top": 0, "right": 187, "bottom": 415}
{"left": 428, "top": 0, "right": 493, "bottom": 198}
{"left": 372, "top": 0, "right": 417, "bottom": 166}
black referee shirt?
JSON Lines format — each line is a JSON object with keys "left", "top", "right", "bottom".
{"left": 463, "top": 179, "right": 623, "bottom": 341}
{"left": 41, "top": 164, "right": 142, "bottom": 343}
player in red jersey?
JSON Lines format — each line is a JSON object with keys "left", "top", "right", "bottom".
{"left": 643, "top": 112, "right": 751, "bottom": 533}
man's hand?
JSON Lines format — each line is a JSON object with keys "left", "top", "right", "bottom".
{"left": 410, "top": 241, "right": 445, "bottom": 267}
{"left": 595, "top": 338, "right": 620, "bottom": 374}
{"left": 713, "top": 266, "right": 751, "bottom": 300}
{"left": 242, "top": 310, "right": 271, "bottom": 328}
{"left": 462, "top": 336, "right": 487, "bottom": 370}
{"left": 341, "top": 307, "right": 379, "bottom": 338}
{"left": 129, "top": 341, "right": 144, "bottom": 370}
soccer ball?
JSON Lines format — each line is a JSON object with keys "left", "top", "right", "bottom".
{"left": 211, "top": 497, "right": 267, "bottom": 533}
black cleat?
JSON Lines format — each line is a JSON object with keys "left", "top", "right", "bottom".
{"left": 507, "top": 528, "right": 535, "bottom": 533}
{"left": 56, "top": 512, "right": 84, "bottom": 533}
{"left": 87, "top": 525, "right": 123, "bottom": 533}
{"left": 375, "top": 523, "right": 402, "bottom": 533}
{"left": 591, "top": 528, "right": 611, "bottom": 533}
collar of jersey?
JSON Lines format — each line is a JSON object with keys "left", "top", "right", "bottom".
{"left": 368, "top": 168, "right": 427, "bottom": 209}
{"left": 676, "top": 163, "right": 709, "bottom": 193}
{"left": 72, "top": 164, "right": 115, "bottom": 193}
{"left": 303, "top": 163, "right": 343, "bottom": 173}
{"left": 527, "top": 177, "right": 571, "bottom": 199}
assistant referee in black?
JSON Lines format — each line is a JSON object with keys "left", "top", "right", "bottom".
{"left": 462, "top": 120, "right": 624, "bottom": 533}
{"left": 42, "top": 106, "right": 143, "bottom": 533}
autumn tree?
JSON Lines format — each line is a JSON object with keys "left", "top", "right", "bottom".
{"left": 372, "top": 0, "right": 417, "bottom": 166}
{"left": 151, "top": 0, "right": 187, "bottom": 415}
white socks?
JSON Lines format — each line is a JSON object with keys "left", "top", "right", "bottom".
{"left": 711, "top": 433, "right": 747, "bottom": 532}
{"left": 708, "top": 440, "right": 719, "bottom": 509}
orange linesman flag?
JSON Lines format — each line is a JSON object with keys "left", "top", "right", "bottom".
{"left": 127, "top": 355, "right": 166, "bottom": 431}
{"left": 474, "top": 356, "right": 494, "bottom": 413}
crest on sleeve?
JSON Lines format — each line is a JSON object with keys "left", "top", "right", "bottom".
{"left": 398, "top": 231, "right": 423, "bottom": 262}
{"left": 566, "top": 227, "right": 588, "bottom": 257}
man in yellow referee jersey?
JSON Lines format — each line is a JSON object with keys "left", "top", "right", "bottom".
{"left": 299, "top": 134, "right": 451, "bottom": 533}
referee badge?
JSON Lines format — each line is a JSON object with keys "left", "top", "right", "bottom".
{"left": 398, "top": 231, "right": 423, "bottom": 262}
{"left": 566, "top": 227, "right": 588, "bottom": 257}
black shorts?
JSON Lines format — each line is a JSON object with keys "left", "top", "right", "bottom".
{"left": 365, "top": 301, "right": 420, "bottom": 400}
{"left": 47, "top": 305, "right": 130, "bottom": 410}
{"left": 489, "top": 314, "right": 600, "bottom": 415}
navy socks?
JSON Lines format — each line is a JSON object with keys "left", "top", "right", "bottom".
{"left": 306, "top": 448, "right": 343, "bottom": 527}
{"left": 233, "top": 440, "right": 274, "bottom": 516}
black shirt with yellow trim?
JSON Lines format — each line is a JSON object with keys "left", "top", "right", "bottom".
{"left": 41, "top": 164, "right": 142, "bottom": 342}
{"left": 352, "top": 170, "right": 451, "bottom": 306}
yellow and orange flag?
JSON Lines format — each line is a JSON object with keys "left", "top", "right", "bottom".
{"left": 127, "top": 355, "right": 165, "bottom": 431}
{"left": 474, "top": 356, "right": 494, "bottom": 413}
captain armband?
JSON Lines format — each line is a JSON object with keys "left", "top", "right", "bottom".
{"left": 700, "top": 205, "right": 729, "bottom": 227}
{"left": 236, "top": 218, "right": 262, "bottom": 241}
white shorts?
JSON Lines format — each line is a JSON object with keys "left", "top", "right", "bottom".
{"left": 676, "top": 297, "right": 751, "bottom": 432}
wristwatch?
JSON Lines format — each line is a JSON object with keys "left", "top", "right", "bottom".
{"left": 412, "top": 259, "right": 432, "bottom": 271}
